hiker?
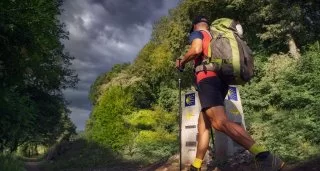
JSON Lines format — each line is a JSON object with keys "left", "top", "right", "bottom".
{"left": 175, "top": 16, "right": 285, "bottom": 171}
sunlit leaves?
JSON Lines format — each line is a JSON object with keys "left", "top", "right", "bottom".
{"left": 88, "top": 86, "right": 134, "bottom": 151}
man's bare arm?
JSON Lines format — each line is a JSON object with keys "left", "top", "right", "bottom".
{"left": 180, "top": 39, "right": 202, "bottom": 66}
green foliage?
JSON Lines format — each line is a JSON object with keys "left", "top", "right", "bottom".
{"left": 17, "top": 142, "right": 47, "bottom": 158}
{"left": 251, "top": 1, "right": 320, "bottom": 50}
{"left": 248, "top": 108, "right": 320, "bottom": 162}
{"left": 89, "top": 63, "right": 130, "bottom": 105}
{"left": 126, "top": 107, "right": 177, "bottom": 132}
{"left": 0, "top": 90, "right": 36, "bottom": 151}
{"left": 241, "top": 46, "right": 320, "bottom": 162}
{"left": 123, "top": 107, "right": 177, "bottom": 161}
{"left": 157, "top": 86, "right": 179, "bottom": 112}
{"left": 88, "top": 88, "right": 178, "bottom": 160}
{"left": 135, "top": 130, "right": 177, "bottom": 162}
{"left": 126, "top": 110, "right": 157, "bottom": 130}
{"left": 0, "top": 0, "right": 77, "bottom": 151}
{"left": 0, "top": 154, "right": 25, "bottom": 171}
{"left": 87, "top": 86, "right": 135, "bottom": 151}
{"left": 130, "top": 81, "right": 156, "bottom": 109}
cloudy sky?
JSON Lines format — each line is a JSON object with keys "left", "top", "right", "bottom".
{"left": 60, "top": 0, "right": 180, "bottom": 130}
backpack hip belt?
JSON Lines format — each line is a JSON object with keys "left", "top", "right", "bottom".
{"left": 195, "top": 62, "right": 217, "bottom": 73}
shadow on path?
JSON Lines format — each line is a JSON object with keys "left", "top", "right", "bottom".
{"left": 25, "top": 161, "right": 44, "bottom": 171}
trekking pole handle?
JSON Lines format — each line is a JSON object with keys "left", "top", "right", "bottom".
{"left": 178, "top": 58, "right": 184, "bottom": 72}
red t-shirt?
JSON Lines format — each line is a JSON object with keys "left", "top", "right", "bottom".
{"left": 189, "top": 30, "right": 217, "bottom": 83}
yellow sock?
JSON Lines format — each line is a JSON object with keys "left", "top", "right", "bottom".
{"left": 249, "top": 143, "right": 267, "bottom": 156}
{"left": 192, "top": 158, "right": 203, "bottom": 168}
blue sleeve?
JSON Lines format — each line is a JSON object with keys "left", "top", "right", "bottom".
{"left": 188, "top": 31, "right": 203, "bottom": 44}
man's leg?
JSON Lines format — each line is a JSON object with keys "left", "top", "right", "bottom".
{"left": 196, "top": 112, "right": 211, "bottom": 159}
{"left": 191, "top": 76, "right": 284, "bottom": 171}
{"left": 204, "top": 106, "right": 254, "bottom": 149}
{"left": 191, "top": 112, "right": 211, "bottom": 169}
{"left": 204, "top": 106, "right": 285, "bottom": 171}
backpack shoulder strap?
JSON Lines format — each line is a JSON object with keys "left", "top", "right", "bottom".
{"left": 200, "top": 29, "right": 213, "bottom": 39}
{"left": 198, "top": 30, "right": 212, "bottom": 58}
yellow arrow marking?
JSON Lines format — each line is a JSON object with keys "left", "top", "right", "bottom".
{"left": 186, "top": 113, "right": 193, "bottom": 120}
{"left": 229, "top": 109, "right": 240, "bottom": 115}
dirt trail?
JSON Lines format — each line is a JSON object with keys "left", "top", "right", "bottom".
{"left": 149, "top": 157, "right": 320, "bottom": 171}
{"left": 24, "top": 155, "right": 320, "bottom": 171}
{"left": 25, "top": 161, "right": 43, "bottom": 171}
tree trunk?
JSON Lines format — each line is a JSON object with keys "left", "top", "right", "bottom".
{"left": 287, "top": 34, "right": 300, "bottom": 59}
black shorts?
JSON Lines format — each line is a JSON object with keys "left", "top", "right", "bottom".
{"left": 197, "top": 76, "right": 229, "bottom": 110}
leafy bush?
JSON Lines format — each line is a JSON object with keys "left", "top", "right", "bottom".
{"left": 0, "top": 154, "right": 25, "bottom": 171}
{"left": 242, "top": 46, "right": 320, "bottom": 162}
{"left": 157, "top": 86, "right": 179, "bottom": 112}
{"left": 135, "top": 130, "right": 177, "bottom": 162}
{"left": 87, "top": 86, "right": 135, "bottom": 152}
{"left": 124, "top": 107, "right": 178, "bottom": 161}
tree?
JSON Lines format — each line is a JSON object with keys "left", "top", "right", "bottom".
{"left": 237, "top": 0, "right": 320, "bottom": 56}
{"left": 0, "top": 0, "right": 77, "bottom": 151}
{"left": 89, "top": 63, "right": 130, "bottom": 105}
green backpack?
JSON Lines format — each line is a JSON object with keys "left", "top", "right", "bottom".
{"left": 195, "top": 18, "right": 254, "bottom": 85}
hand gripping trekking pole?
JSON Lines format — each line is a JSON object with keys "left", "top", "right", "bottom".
{"left": 178, "top": 59, "right": 183, "bottom": 171}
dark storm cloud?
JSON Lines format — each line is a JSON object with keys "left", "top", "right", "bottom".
{"left": 90, "top": 0, "right": 164, "bottom": 27}
{"left": 64, "top": 89, "right": 91, "bottom": 109}
{"left": 69, "top": 107, "right": 91, "bottom": 131}
{"left": 60, "top": 0, "right": 179, "bottom": 130}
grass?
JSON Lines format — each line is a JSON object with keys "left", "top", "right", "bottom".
{"left": 0, "top": 153, "right": 26, "bottom": 171}
{"left": 40, "top": 138, "right": 143, "bottom": 171}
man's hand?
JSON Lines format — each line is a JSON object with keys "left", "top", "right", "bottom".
{"left": 175, "top": 58, "right": 184, "bottom": 71}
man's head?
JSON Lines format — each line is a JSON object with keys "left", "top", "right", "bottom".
{"left": 190, "top": 16, "right": 209, "bottom": 33}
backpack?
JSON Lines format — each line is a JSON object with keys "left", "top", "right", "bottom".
{"left": 195, "top": 18, "right": 254, "bottom": 85}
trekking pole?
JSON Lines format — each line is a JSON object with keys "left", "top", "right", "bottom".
{"left": 178, "top": 59, "right": 183, "bottom": 171}
{"left": 210, "top": 128, "right": 215, "bottom": 160}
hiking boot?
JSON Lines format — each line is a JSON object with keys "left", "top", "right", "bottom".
{"left": 189, "top": 164, "right": 201, "bottom": 171}
{"left": 255, "top": 153, "right": 285, "bottom": 171}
